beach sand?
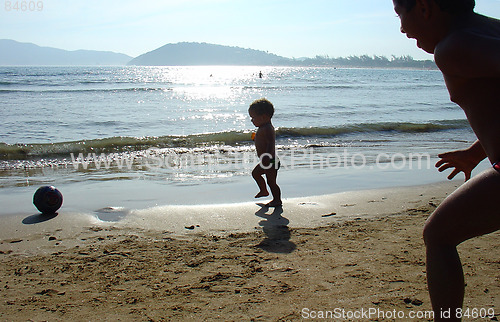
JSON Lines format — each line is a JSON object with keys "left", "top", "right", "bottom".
{"left": 0, "top": 181, "right": 498, "bottom": 321}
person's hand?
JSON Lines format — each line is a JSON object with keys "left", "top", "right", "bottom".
{"left": 435, "top": 149, "right": 481, "bottom": 181}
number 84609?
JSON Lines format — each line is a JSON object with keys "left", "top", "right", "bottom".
{"left": 5, "top": 1, "right": 43, "bottom": 11}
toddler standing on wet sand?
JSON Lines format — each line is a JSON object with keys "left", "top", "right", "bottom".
{"left": 248, "top": 98, "right": 282, "bottom": 207}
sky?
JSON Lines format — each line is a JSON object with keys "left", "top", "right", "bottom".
{"left": 1, "top": 0, "right": 499, "bottom": 61}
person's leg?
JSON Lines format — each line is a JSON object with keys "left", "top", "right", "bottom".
{"left": 264, "top": 168, "right": 282, "bottom": 207}
{"left": 423, "top": 168, "right": 500, "bottom": 320}
{"left": 252, "top": 165, "right": 269, "bottom": 198}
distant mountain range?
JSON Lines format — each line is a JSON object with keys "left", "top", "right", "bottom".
{"left": 0, "top": 39, "right": 436, "bottom": 69}
{"left": 0, "top": 39, "right": 132, "bottom": 66}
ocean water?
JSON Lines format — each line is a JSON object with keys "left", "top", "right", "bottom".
{"left": 0, "top": 66, "right": 482, "bottom": 214}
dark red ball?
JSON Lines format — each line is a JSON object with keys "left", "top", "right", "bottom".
{"left": 33, "top": 186, "right": 63, "bottom": 214}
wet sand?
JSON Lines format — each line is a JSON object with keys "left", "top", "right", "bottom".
{"left": 0, "top": 181, "right": 498, "bottom": 321}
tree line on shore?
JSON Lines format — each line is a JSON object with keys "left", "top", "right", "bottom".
{"left": 292, "top": 54, "right": 436, "bottom": 69}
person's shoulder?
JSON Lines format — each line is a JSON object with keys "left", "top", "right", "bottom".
{"left": 435, "top": 14, "right": 500, "bottom": 77}
{"left": 257, "top": 123, "right": 275, "bottom": 135}
{"left": 434, "top": 31, "right": 467, "bottom": 76}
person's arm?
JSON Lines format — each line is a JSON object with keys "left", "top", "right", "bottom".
{"left": 435, "top": 29, "right": 500, "bottom": 79}
{"left": 435, "top": 140, "right": 487, "bottom": 181}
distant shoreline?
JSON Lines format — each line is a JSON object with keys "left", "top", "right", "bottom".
{"left": 0, "top": 64, "right": 437, "bottom": 70}
{"left": 1, "top": 39, "right": 436, "bottom": 69}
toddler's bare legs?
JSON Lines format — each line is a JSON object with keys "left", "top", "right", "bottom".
{"left": 423, "top": 168, "right": 500, "bottom": 321}
{"left": 252, "top": 165, "right": 269, "bottom": 198}
{"left": 264, "top": 168, "right": 282, "bottom": 207}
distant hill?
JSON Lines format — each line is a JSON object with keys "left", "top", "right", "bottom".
{"left": 128, "top": 42, "right": 292, "bottom": 66}
{"left": 0, "top": 39, "right": 132, "bottom": 66}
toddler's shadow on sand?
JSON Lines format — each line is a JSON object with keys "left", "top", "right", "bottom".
{"left": 255, "top": 204, "right": 296, "bottom": 254}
